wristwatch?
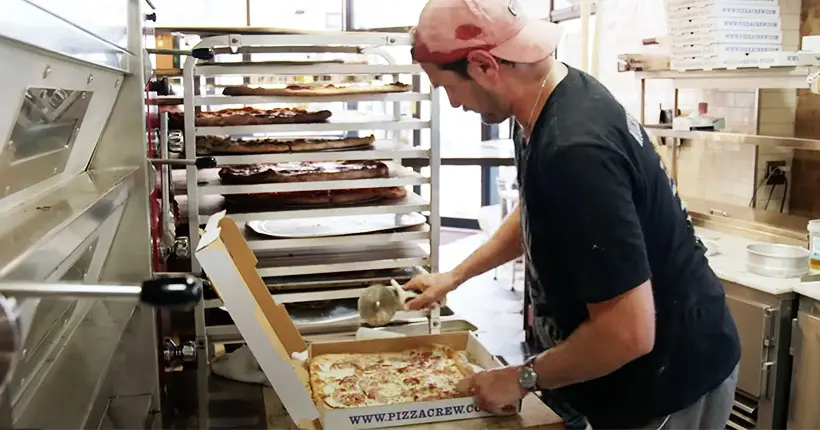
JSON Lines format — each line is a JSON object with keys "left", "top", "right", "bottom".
{"left": 518, "top": 355, "right": 539, "bottom": 391}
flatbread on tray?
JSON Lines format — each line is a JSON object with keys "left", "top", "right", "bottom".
{"left": 222, "top": 82, "right": 411, "bottom": 97}
{"left": 223, "top": 187, "right": 408, "bottom": 209}
{"left": 217, "top": 161, "right": 389, "bottom": 185}
{"left": 196, "top": 135, "right": 376, "bottom": 155}
{"left": 168, "top": 107, "right": 332, "bottom": 129}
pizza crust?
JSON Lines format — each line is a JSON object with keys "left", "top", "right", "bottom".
{"left": 307, "top": 345, "right": 474, "bottom": 410}
{"left": 196, "top": 135, "right": 376, "bottom": 155}
{"left": 218, "top": 161, "right": 389, "bottom": 185}
{"left": 167, "top": 107, "right": 332, "bottom": 129}
{"left": 222, "top": 82, "right": 411, "bottom": 97}
{"left": 223, "top": 186, "right": 408, "bottom": 210}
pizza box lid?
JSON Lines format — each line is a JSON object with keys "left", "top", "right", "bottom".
{"left": 195, "top": 211, "right": 322, "bottom": 429}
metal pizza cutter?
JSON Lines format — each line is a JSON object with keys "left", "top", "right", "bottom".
{"left": 357, "top": 279, "right": 441, "bottom": 334}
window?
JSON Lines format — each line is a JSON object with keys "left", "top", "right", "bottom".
{"left": 420, "top": 166, "right": 484, "bottom": 221}
{"left": 519, "top": 0, "right": 551, "bottom": 19}
{"left": 551, "top": 0, "right": 578, "bottom": 11}
{"left": 153, "top": 0, "right": 248, "bottom": 27}
{"left": 350, "top": 0, "right": 427, "bottom": 29}
{"left": 555, "top": 17, "right": 598, "bottom": 70}
{"left": 249, "top": 0, "right": 343, "bottom": 30}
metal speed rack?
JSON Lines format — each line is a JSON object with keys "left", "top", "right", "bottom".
{"left": 179, "top": 32, "right": 441, "bottom": 427}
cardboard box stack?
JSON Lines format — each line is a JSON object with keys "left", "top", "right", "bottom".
{"left": 665, "top": 0, "right": 803, "bottom": 70}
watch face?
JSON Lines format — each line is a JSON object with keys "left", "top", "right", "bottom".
{"left": 519, "top": 367, "right": 537, "bottom": 390}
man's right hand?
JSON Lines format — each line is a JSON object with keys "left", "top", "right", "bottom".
{"left": 403, "top": 271, "right": 462, "bottom": 310}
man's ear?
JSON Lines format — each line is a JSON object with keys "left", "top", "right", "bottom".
{"left": 465, "top": 50, "right": 500, "bottom": 81}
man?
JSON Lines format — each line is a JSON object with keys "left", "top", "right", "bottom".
{"left": 403, "top": 0, "right": 741, "bottom": 428}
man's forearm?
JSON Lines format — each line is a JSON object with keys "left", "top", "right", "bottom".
{"left": 530, "top": 285, "right": 655, "bottom": 390}
{"left": 451, "top": 205, "right": 524, "bottom": 284}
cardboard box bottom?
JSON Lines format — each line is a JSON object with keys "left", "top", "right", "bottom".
{"left": 309, "top": 332, "right": 521, "bottom": 429}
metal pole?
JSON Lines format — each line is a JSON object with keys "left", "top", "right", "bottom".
{"left": 429, "top": 88, "right": 442, "bottom": 274}
{"left": 160, "top": 112, "right": 171, "bottom": 253}
{"left": 751, "top": 89, "right": 762, "bottom": 208}
{"left": 640, "top": 78, "right": 646, "bottom": 125}
{"left": 671, "top": 88, "right": 679, "bottom": 182}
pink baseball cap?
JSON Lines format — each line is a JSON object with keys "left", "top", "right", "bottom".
{"left": 412, "top": 0, "right": 563, "bottom": 64}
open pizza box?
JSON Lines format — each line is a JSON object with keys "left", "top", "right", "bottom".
{"left": 195, "top": 211, "right": 521, "bottom": 429}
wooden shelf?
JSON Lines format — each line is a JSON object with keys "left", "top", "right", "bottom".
{"left": 645, "top": 127, "right": 820, "bottom": 151}
{"left": 634, "top": 66, "right": 816, "bottom": 89}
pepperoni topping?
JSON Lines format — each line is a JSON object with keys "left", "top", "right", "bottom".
{"left": 339, "top": 375, "right": 358, "bottom": 389}
{"left": 336, "top": 392, "right": 366, "bottom": 405}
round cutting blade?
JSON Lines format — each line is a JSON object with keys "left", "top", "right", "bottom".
{"left": 357, "top": 284, "right": 401, "bottom": 326}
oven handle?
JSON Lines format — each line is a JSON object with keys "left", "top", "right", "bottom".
{"left": 149, "top": 157, "right": 217, "bottom": 168}
{"left": 0, "top": 276, "right": 202, "bottom": 310}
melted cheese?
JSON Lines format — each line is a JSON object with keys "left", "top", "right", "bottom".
{"left": 379, "top": 382, "right": 404, "bottom": 398}
{"left": 322, "top": 382, "right": 341, "bottom": 396}
{"left": 424, "top": 372, "right": 458, "bottom": 389}
{"left": 314, "top": 367, "right": 356, "bottom": 380}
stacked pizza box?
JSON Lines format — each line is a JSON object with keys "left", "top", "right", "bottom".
{"left": 665, "top": 0, "right": 803, "bottom": 70}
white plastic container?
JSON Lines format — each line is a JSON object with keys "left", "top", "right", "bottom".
{"left": 809, "top": 219, "right": 820, "bottom": 273}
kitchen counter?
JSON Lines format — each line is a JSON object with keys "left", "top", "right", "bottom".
{"left": 262, "top": 389, "right": 564, "bottom": 429}
{"left": 696, "top": 226, "right": 804, "bottom": 296}
{"left": 794, "top": 282, "right": 820, "bottom": 303}
{"left": 398, "top": 395, "right": 564, "bottom": 429}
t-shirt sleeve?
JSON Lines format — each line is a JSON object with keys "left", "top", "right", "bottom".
{"left": 539, "top": 144, "right": 651, "bottom": 304}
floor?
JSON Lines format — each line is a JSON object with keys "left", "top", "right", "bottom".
{"left": 438, "top": 231, "right": 529, "bottom": 365}
{"left": 440, "top": 228, "right": 478, "bottom": 246}
{"left": 177, "top": 229, "right": 529, "bottom": 429}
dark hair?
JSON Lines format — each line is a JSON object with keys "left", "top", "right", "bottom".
{"left": 439, "top": 58, "right": 471, "bottom": 79}
{"left": 410, "top": 47, "right": 515, "bottom": 80}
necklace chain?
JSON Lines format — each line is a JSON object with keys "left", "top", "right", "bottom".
{"left": 523, "top": 66, "right": 557, "bottom": 140}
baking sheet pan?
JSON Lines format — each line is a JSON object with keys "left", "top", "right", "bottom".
{"left": 246, "top": 212, "right": 426, "bottom": 238}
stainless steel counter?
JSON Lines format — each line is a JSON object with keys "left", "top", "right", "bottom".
{"left": 787, "top": 294, "right": 820, "bottom": 429}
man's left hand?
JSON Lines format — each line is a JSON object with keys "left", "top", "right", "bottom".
{"left": 457, "top": 366, "right": 528, "bottom": 414}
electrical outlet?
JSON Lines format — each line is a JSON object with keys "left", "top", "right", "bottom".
{"left": 765, "top": 160, "right": 786, "bottom": 177}
{"left": 765, "top": 160, "right": 787, "bottom": 185}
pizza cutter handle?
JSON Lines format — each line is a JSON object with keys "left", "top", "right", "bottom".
{"left": 390, "top": 279, "right": 419, "bottom": 307}
{"left": 395, "top": 287, "right": 419, "bottom": 306}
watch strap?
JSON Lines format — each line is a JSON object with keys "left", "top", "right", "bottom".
{"left": 523, "top": 355, "right": 538, "bottom": 370}
{"left": 521, "top": 355, "right": 540, "bottom": 391}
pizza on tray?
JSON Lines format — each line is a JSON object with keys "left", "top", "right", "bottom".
{"left": 222, "top": 82, "right": 411, "bottom": 97}
{"left": 218, "top": 160, "right": 389, "bottom": 185}
{"left": 308, "top": 345, "right": 475, "bottom": 409}
{"left": 223, "top": 187, "right": 407, "bottom": 209}
{"left": 196, "top": 134, "right": 376, "bottom": 155}
{"left": 168, "top": 107, "right": 332, "bottom": 128}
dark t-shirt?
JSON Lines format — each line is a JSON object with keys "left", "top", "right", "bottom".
{"left": 517, "top": 65, "right": 741, "bottom": 429}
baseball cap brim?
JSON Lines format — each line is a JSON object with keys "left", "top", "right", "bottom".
{"left": 489, "top": 19, "right": 563, "bottom": 63}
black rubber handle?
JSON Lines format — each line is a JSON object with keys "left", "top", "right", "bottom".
{"left": 192, "top": 48, "right": 215, "bottom": 61}
{"left": 195, "top": 157, "right": 217, "bottom": 169}
{"left": 145, "top": 12, "right": 157, "bottom": 22}
{"left": 140, "top": 276, "right": 202, "bottom": 311}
